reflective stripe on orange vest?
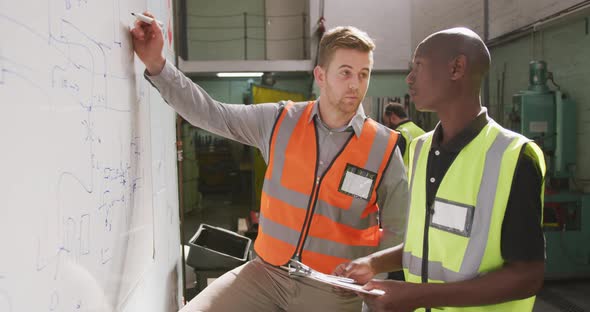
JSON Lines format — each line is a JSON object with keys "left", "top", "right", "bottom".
{"left": 254, "top": 101, "right": 399, "bottom": 273}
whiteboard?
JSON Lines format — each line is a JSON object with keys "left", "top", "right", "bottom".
{"left": 0, "top": 1, "right": 181, "bottom": 311}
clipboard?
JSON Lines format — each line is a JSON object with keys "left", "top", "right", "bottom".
{"left": 287, "top": 260, "right": 385, "bottom": 296}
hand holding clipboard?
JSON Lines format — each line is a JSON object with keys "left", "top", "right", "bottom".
{"left": 287, "top": 260, "right": 385, "bottom": 296}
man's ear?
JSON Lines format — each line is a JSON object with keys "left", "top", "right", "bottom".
{"left": 313, "top": 65, "right": 325, "bottom": 88}
{"left": 450, "top": 55, "right": 467, "bottom": 80}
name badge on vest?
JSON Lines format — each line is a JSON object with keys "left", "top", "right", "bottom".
{"left": 430, "top": 198, "right": 474, "bottom": 237}
{"left": 338, "top": 164, "right": 377, "bottom": 201}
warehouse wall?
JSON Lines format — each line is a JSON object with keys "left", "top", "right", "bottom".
{"left": 410, "top": 0, "right": 484, "bottom": 48}
{"left": 315, "top": 0, "right": 412, "bottom": 70}
{"left": 488, "top": 15, "right": 590, "bottom": 186}
{"left": 411, "top": 0, "right": 590, "bottom": 187}
{"left": 186, "top": 0, "right": 265, "bottom": 60}
{"left": 489, "top": 0, "right": 585, "bottom": 38}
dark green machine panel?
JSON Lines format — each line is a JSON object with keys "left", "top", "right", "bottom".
{"left": 514, "top": 92, "right": 556, "bottom": 152}
{"left": 513, "top": 91, "right": 576, "bottom": 179}
{"left": 554, "top": 94, "right": 577, "bottom": 178}
{"left": 512, "top": 61, "right": 588, "bottom": 279}
{"left": 544, "top": 193, "right": 590, "bottom": 279}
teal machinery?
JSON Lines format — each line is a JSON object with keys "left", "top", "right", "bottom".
{"left": 512, "top": 60, "right": 590, "bottom": 278}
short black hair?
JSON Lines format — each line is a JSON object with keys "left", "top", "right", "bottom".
{"left": 384, "top": 102, "right": 407, "bottom": 118}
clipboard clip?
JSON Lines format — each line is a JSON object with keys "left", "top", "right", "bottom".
{"left": 287, "top": 259, "right": 312, "bottom": 277}
{"left": 287, "top": 259, "right": 356, "bottom": 283}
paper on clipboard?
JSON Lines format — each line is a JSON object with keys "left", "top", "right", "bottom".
{"left": 287, "top": 260, "right": 385, "bottom": 296}
{"left": 311, "top": 273, "right": 385, "bottom": 296}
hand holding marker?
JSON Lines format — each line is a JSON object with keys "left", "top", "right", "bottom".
{"left": 131, "top": 12, "right": 164, "bottom": 28}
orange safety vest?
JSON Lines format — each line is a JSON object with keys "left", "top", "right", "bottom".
{"left": 254, "top": 101, "right": 400, "bottom": 273}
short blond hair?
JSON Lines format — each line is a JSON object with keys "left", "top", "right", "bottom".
{"left": 317, "top": 26, "right": 375, "bottom": 68}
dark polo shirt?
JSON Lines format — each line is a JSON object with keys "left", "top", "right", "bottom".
{"left": 425, "top": 111, "right": 545, "bottom": 262}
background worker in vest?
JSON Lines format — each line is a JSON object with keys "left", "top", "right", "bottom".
{"left": 333, "top": 27, "right": 546, "bottom": 312}
{"left": 131, "top": 14, "right": 409, "bottom": 312}
{"left": 382, "top": 102, "right": 425, "bottom": 168}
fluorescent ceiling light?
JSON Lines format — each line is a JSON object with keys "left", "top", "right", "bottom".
{"left": 216, "top": 72, "right": 264, "bottom": 78}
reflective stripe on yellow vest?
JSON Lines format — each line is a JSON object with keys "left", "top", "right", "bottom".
{"left": 403, "top": 121, "right": 546, "bottom": 312}
{"left": 254, "top": 101, "right": 400, "bottom": 273}
{"left": 397, "top": 121, "right": 426, "bottom": 168}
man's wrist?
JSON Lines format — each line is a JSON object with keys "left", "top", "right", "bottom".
{"left": 146, "top": 57, "right": 166, "bottom": 76}
{"left": 367, "top": 255, "right": 381, "bottom": 275}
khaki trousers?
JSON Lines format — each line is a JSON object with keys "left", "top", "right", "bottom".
{"left": 180, "top": 257, "right": 362, "bottom": 312}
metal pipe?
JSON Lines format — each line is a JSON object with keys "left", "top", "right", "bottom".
{"left": 263, "top": 0, "right": 267, "bottom": 60}
{"left": 177, "top": 0, "right": 188, "bottom": 61}
{"left": 482, "top": 0, "right": 490, "bottom": 108}
{"left": 176, "top": 114, "right": 187, "bottom": 303}
{"left": 302, "top": 12, "right": 307, "bottom": 59}
{"left": 483, "top": 0, "right": 489, "bottom": 41}
{"left": 244, "top": 12, "right": 248, "bottom": 60}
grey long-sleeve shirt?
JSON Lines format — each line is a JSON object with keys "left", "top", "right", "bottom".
{"left": 146, "top": 60, "right": 409, "bottom": 249}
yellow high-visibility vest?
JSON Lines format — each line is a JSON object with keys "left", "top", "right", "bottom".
{"left": 404, "top": 121, "right": 546, "bottom": 312}
{"left": 396, "top": 120, "right": 425, "bottom": 168}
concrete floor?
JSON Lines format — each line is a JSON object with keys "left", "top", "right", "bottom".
{"left": 535, "top": 279, "right": 590, "bottom": 311}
